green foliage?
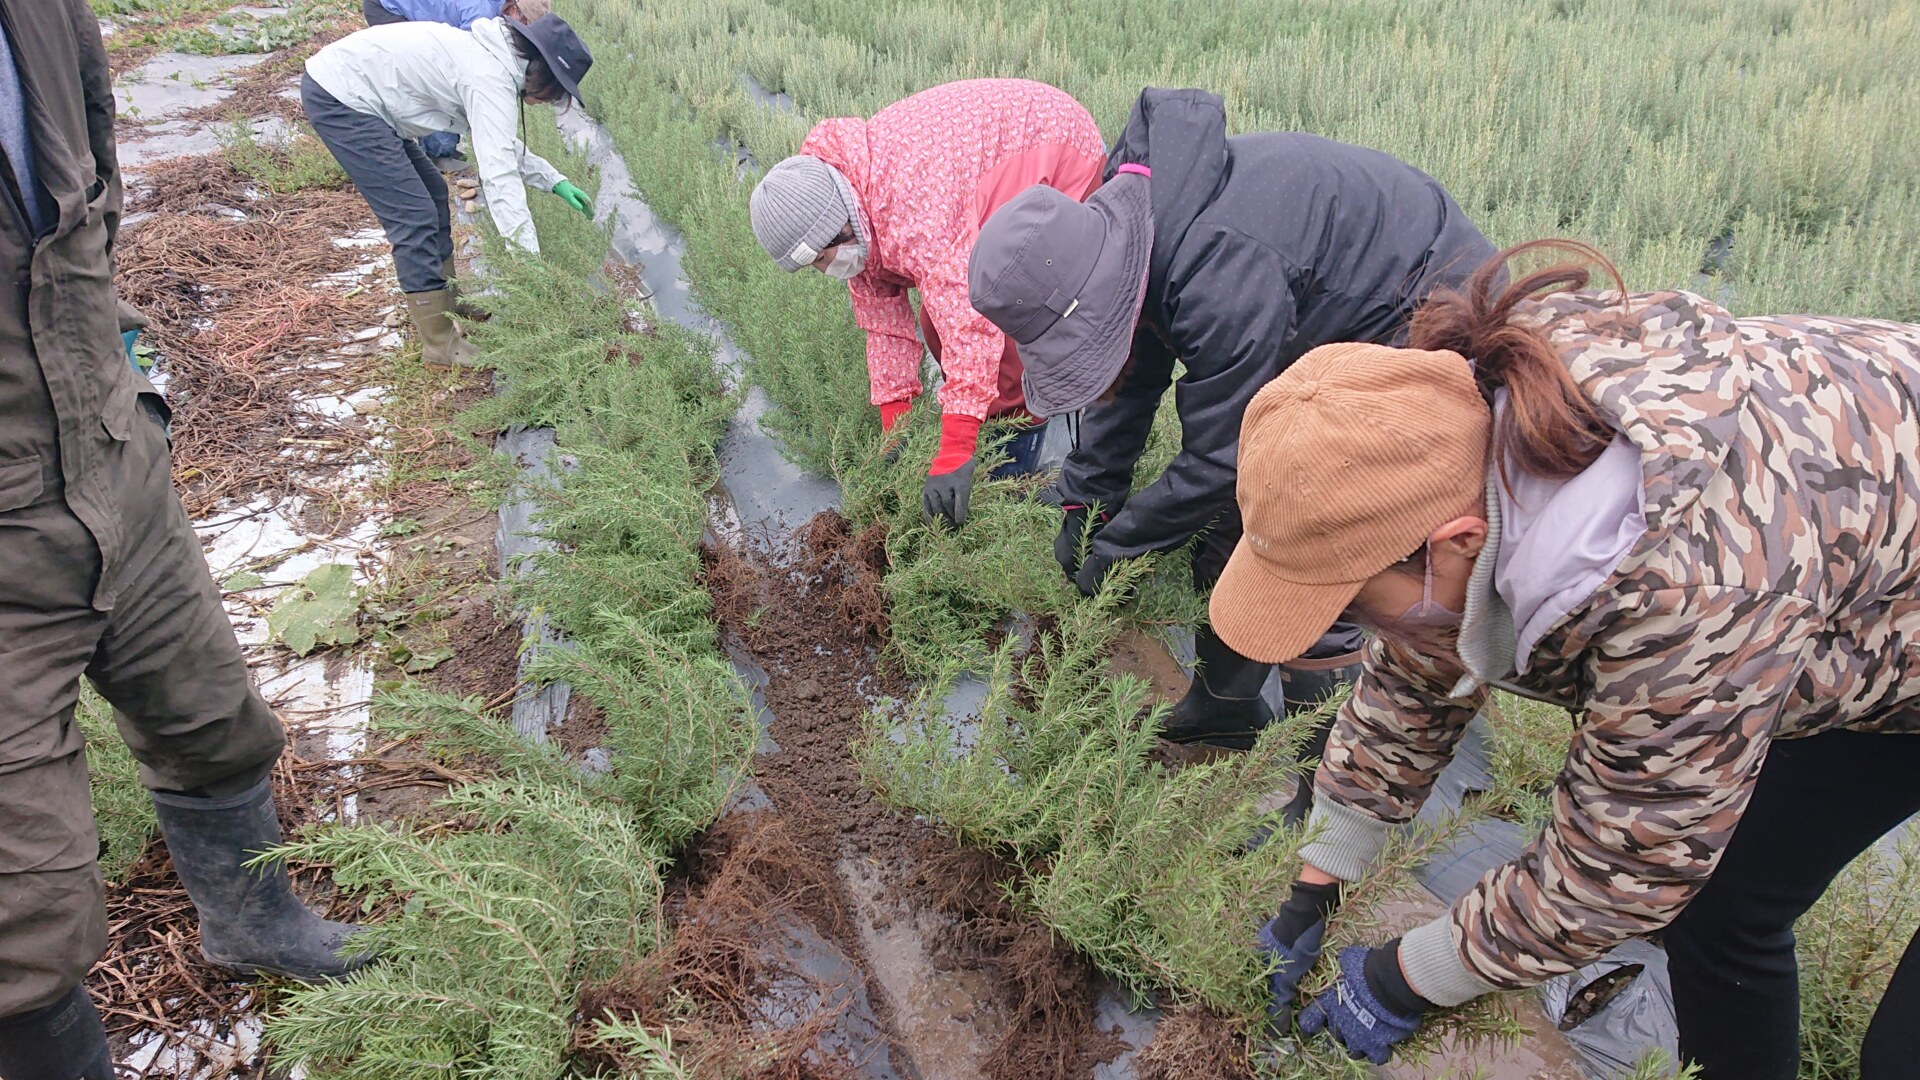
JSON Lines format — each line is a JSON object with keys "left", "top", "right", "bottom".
{"left": 78, "top": 686, "right": 155, "bottom": 883}
{"left": 1795, "top": 832, "right": 1920, "bottom": 1080}
{"left": 860, "top": 596, "right": 1482, "bottom": 1040}
{"left": 268, "top": 563, "right": 364, "bottom": 656}
{"left": 263, "top": 114, "right": 751, "bottom": 1077}
{"left": 1480, "top": 692, "right": 1570, "bottom": 831}
{"left": 263, "top": 782, "right": 667, "bottom": 1079}
{"left": 221, "top": 121, "right": 349, "bottom": 195}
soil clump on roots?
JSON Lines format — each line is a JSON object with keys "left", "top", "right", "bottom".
{"left": 690, "top": 511, "right": 1126, "bottom": 1080}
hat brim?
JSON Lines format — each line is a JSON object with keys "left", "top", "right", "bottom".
{"left": 1208, "top": 539, "right": 1367, "bottom": 665}
{"left": 508, "top": 21, "right": 585, "bottom": 105}
{"left": 1017, "top": 175, "right": 1153, "bottom": 417}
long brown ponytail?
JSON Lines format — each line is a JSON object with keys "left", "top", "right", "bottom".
{"left": 1409, "top": 239, "right": 1626, "bottom": 483}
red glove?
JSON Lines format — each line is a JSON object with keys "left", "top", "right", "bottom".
{"left": 929, "top": 413, "right": 981, "bottom": 475}
{"left": 878, "top": 400, "right": 911, "bottom": 433}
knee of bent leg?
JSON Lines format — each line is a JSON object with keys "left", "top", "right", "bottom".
{"left": 0, "top": 864, "right": 108, "bottom": 1017}
{"left": 1665, "top": 890, "right": 1797, "bottom": 965}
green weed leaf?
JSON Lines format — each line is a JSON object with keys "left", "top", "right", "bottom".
{"left": 268, "top": 563, "right": 363, "bottom": 656}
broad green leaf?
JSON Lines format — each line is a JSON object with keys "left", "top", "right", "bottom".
{"left": 268, "top": 563, "right": 362, "bottom": 656}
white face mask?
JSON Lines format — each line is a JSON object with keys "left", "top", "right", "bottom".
{"left": 822, "top": 243, "right": 867, "bottom": 280}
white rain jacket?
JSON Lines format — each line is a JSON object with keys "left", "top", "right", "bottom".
{"left": 305, "top": 17, "right": 565, "bottom": 252}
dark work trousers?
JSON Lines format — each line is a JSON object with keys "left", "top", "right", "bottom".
{"left": 300, "top": 74, "right": 452, "bottom": 295}
{"left": 0, "top": 395, "right": 284, "bottom": 1017}
{"left": 361, "top": 0, "right": 405, "bottom": 25}
{"left": 1664, "top": 727, "right": 1920, "bottom": 1078}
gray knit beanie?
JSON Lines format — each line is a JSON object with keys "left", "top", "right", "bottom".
{"left": 750, "top": 155, "right": 863, "bottom": 272}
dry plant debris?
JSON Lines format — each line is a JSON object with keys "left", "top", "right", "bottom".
{"left": 116, "top": 152, "right": 387, "bottom": 520}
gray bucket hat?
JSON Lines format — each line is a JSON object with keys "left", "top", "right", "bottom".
{"left": 967, "top": 174, "right": 1153, "bottom": 417}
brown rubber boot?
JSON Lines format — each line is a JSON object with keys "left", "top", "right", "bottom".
{"left": 406, "top": 288, "right": 482, "bottom": 369}
{"left": 443, "top": 257, "right": 489, "bottom": 320}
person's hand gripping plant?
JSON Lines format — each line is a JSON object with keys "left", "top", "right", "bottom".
{"left": 1258, "top": 878, "right": 1341, "bottom": 1033}
{"left": 552, "top": 178, "right": 593, "bottom": 218}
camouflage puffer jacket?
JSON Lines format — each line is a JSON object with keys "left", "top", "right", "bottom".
{"left": 1297, "top": 289, "right": 1920, "bottom": 1006}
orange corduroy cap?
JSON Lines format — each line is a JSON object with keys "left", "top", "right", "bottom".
{"left": 1210, "top": 342, "right": 1492, "bottom": 664}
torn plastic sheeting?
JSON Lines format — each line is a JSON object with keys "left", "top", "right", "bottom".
{"left": 1540, "top": 942, "right": 1679, "bottom": 1077}
{"left": 1408, "top": 715, "right": 1679, "bottom": 1076}
{"left": 494, "top": 421, "right": 574, "bottom": 744}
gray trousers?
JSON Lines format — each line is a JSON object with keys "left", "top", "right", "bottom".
{"left": 361, "top": 0, "right": 404, "bottom": 25}
{"left": 300, "top": 73, "right": 453, "bottom": 295}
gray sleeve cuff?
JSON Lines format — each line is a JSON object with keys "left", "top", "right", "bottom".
{"left": 1399, "top": 915, "right": 1501, "bottom": 1007}
{"left": 1298, "top": 797, "right": 1395, "bottom": 882}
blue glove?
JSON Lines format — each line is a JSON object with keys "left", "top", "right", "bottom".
{"left": 1297, "top": 943, "right": 1428, "bottom": 1064}
{"left": 1257, "top": 912, "right": 1327, "bottom": 1032}
{"left": 1257, "top": 879, "right": 1341, "bottom": 1031}
{"left": 122, "top": 328, "right": 143, "bottom": 373}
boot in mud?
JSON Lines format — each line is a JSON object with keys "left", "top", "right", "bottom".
{"left": 1277, "top": 648, "right": 1365, "bottom": 827}
{"left": 443, "top": 257, "right": 490, "bottom": 321}
{"left": 406, "top": 288, "right": 483, "bottom": 369}
{"left": 1158, "top": 627, "right": 1275, "bottom": 751}
{"left": 151, "top": 776, "right": 370, "bottom": 981}
{"left": 0, "top": 984, "right": 115, "bottom": 1080}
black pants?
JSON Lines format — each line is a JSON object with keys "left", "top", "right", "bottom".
{"left": 300, "top": 74, "right": 452, "bottom": 295}
{"left": 361, "top": 0, "right": 405, "bottom": 25}
{"left": 1665, "top": 728, "right": 1920, "bottom": 1078}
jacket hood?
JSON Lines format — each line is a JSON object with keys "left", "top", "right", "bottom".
{"left": 470, "top": 17, "right": 527, "bottom": 80}
{"left": 1453, "top": 288, "right": 1755, "bottom": 695}
{"left": 1103, "top": 88, "right": 1230, "bottom": 323}
{"left": 800, "top": 118, "right": 874, "bottom": 224}
{"left": 1528, "top": 289, "right": 1753, "bottom": 545}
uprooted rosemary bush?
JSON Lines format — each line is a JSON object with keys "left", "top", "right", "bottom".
{"left": 263, "top": 114, "right": 754, "bottom": 1077}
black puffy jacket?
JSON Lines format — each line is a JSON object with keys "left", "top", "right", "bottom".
{"left": 1060, "top": 88, "right": 1494, "bottom": 562}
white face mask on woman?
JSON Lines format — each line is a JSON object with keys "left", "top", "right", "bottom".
{"left": 822, "top": 242, "right": 868, "bottom": 280}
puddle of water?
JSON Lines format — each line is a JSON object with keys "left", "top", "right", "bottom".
{"left": 1108, "top": 627, "right": 1191, "bottom": 702}
{"left": 1091, "top": 982, "right": 1162, "bottom": 1080}
{"left": 839, "top": 856, "right": 1004, "bottom": 1080}
{"left": 721, "top": 387, "right": 843, "bottom": 540}
{"left": 723, "top": 639, "right": 784, "bottom": 755}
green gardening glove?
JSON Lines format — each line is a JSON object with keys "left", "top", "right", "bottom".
{"left": 553, "top": 179, "right": 593, "bottom": 218}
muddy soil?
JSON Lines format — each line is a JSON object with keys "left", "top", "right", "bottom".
{"left": 697, "top": 512, "right": 1128, "bottom": 1080}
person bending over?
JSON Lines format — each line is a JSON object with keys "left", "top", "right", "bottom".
{"left": 1223, "top": 241, "right": 1920, "bottom": 1078}
{"left": 968, "top": 88, "right": 1493, "bottom": 809}
{"left": 302, "top": 12, "right": 594, "bottom": 368}
{"left": 750, "top": 78, "right": 1106, "bottom": 528}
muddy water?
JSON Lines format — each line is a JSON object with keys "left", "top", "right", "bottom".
{"left": 840, "top": 857, "right": 1006, "bottom": 1080}
{"left": 1108, "top": 627, "right": 1193, "bottom": 702}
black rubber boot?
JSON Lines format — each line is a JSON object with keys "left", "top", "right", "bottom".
{"left": 0, "top": 984, "right": 114, "bottom": 1080}
{"left": 1277, "top": 649, "right": 1365, "bottom": 826}
{"left": 1158, "top": 628, "right": 1275, "bottom": 750}
{"left": 150, "top": 775, "right": 368, "bottom": 981}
